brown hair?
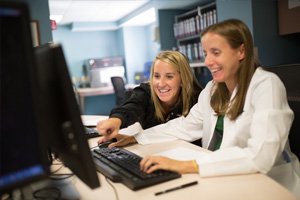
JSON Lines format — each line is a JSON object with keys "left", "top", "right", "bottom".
{"left": 201, "top": 19, "right": 258, "bottom": 120}
{"left": 149, "top": 50, "right": 200, "bottom": 121}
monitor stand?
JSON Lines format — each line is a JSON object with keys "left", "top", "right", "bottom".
{"left": 11, "top": 177, "right": 80, "bottom": 200}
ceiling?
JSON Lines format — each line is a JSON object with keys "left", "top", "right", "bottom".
{"left": 48, "top": 0, "right": 202, "bottom": 26}
{"left": 49, "top": 0, "right": 149, "bottom": 25}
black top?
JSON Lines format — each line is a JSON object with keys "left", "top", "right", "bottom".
{"left": 109, "top": 82, "right": 202, "bottom": 129}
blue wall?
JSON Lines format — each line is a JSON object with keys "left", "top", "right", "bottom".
{"left": 122, "top": 25, "right": 157, "bottom": 83}
{"left": 51, "top": 24, "right": 158, "bottom": 115}
{"left": 52, "top": 24, "right": 158, "bottom": 84}
{"left": 251, "top": 0, "right": 300, "bottom": 66}
{"left": 216, "top": 0, "right": 253, "bottom": 31}
{"left": 52, "top": 26, "right": 124, "bottom": 79}
{"left": 83, "top": 94, "right": 116, "bottom": 115}
{"left": 158, "top": 9, "right": 186, "bottom": 50}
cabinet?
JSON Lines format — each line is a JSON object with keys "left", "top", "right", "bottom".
{"left": 173, "top": 2, "right": 217, "bottom": 68}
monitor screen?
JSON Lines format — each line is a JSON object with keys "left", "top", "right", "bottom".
{"left": 90, "top": 66, "right": 125, "bottom": 88}
{"left": 34, "top": 43, "right": 100, "bottom": 189}
{"left": 0, "top": 2, "right": 48, "bottom": 193}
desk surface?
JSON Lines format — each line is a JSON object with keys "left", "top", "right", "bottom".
{"left": 76, "top": 84, "right": 138, "bottom": 114}
{"left": 77, "top": 84, "right": 138, "bottom": 97}
{"left": 71, "top": 138, "right": 297, "bottom": 200}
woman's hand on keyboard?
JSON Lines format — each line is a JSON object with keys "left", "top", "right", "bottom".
{"left": 140, "top": 155, "right": 198, "bottom": 174}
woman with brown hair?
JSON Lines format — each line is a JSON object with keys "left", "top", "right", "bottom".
{"left": 101, "top": 19, "right": 300, "bottom": 197}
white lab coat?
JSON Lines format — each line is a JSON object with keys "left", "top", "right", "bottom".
{"left": 130, "top": 67, "right": 300, "bottom": 197}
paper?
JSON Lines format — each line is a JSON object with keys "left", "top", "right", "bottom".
{"left": 119, "top": 122, "right": 143, "bottom": 136}
{"left": 81, "top": 115, "right": 108, "bottom": 127}
{"left": 155, "top": 147, "right": 208, "bottom": 161}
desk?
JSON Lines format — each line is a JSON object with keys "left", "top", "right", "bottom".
{"left": 81, "top": 115, "right": 108, "bottom": 126}
{"left": 76, "top": 86, "right": 114, "bottom": 114}
{"left": 77, "top": 84, "right": 138, "bottom": 114}
{"left": 71, "top": 139, "right": 297, "bottom": 200}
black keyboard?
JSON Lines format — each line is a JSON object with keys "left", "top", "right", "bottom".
{"left": 92, "top": 146, "right": 181, "bottom": 190}
{"left": 84, "top": 127, "right": 100, "bottom": 138}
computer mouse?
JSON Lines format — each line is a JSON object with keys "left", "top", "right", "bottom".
{"left": 84, "top": 127, "right": 100, "bottom": 138}
{"left": 98, "top": 138, "right": 117, "bottom": 148}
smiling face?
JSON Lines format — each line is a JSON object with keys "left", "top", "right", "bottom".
{"left": 201, "top": 32, "right": 245, "bottom": 93}
{"left": 151, "top": 60, "right": 181, "bottom": 107}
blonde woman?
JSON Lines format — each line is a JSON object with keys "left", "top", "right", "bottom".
{"left": 97, "top": 50, "right": 202, "bottom": 146}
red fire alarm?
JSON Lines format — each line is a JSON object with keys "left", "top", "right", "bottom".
{"left": 50, "top": 19, "right": 57, "bottom": 30}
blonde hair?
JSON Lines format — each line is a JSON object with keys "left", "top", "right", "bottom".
{"left": 149, "top": 50, "right": 199, "bottom": 122}
{"left": 201, "top": 19, "right": 258, "bottom": 120}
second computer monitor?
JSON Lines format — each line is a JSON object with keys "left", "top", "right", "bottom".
{"left": 34, "top": 43, "right": 100, "bottom": 189}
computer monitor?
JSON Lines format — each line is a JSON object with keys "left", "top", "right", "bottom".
{"left": 34, "top": 43, "right": 100, "bottom": 190}
{"left": 0, "top": 2, "right": 100, "bottom": 197}
{"left": 0, "top": 2, "right": 49, "bottom": 193}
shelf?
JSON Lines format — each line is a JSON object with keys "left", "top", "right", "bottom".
{"left": 190, "top": 62, "right": 206, "bottom": 68}
{"left": 174, "top": 1, "right": 217, "bottom": 64}
{"left": 177, "top": 34, "right": 200, "bottom": 43}
{"left": 175, "top": 8, "right": 198, "bottom": 20}
{"left": 199, "top": 2, "right": 216, "bottom": 12}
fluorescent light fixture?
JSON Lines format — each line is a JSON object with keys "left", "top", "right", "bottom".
{"left": 121, "top": 7, "right": 156, "bottom": 27}
{"left": 70, "top": 22, "right": 119, "bottom": 32}
{"left": 50, "top": 15, "right": 63, "bottom": 23}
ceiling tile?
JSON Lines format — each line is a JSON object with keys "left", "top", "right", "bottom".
{"left": 49, "top": 0, "right": 150, "bottom": 24}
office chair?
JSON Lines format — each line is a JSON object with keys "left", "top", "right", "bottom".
{"left": 265, "top": 64, "right": 300, "bottom": 159}
{"left": 111, "top": 76, "right": 132, "bottom": 106}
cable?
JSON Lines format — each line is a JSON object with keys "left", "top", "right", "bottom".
{"left": 31, "top": 171, "right": 74, "bottom": 200}
{"left": 93, "top": 146, "right": 119, "bottom": 200}
{"left": 50, "top": 163, "right": 64, "bottom": 174}
{"left": 105, "top": 177, "right": 119, "bottom": 200}
{"left": 49, "top": 159, "right": 74, "bottom": 180}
